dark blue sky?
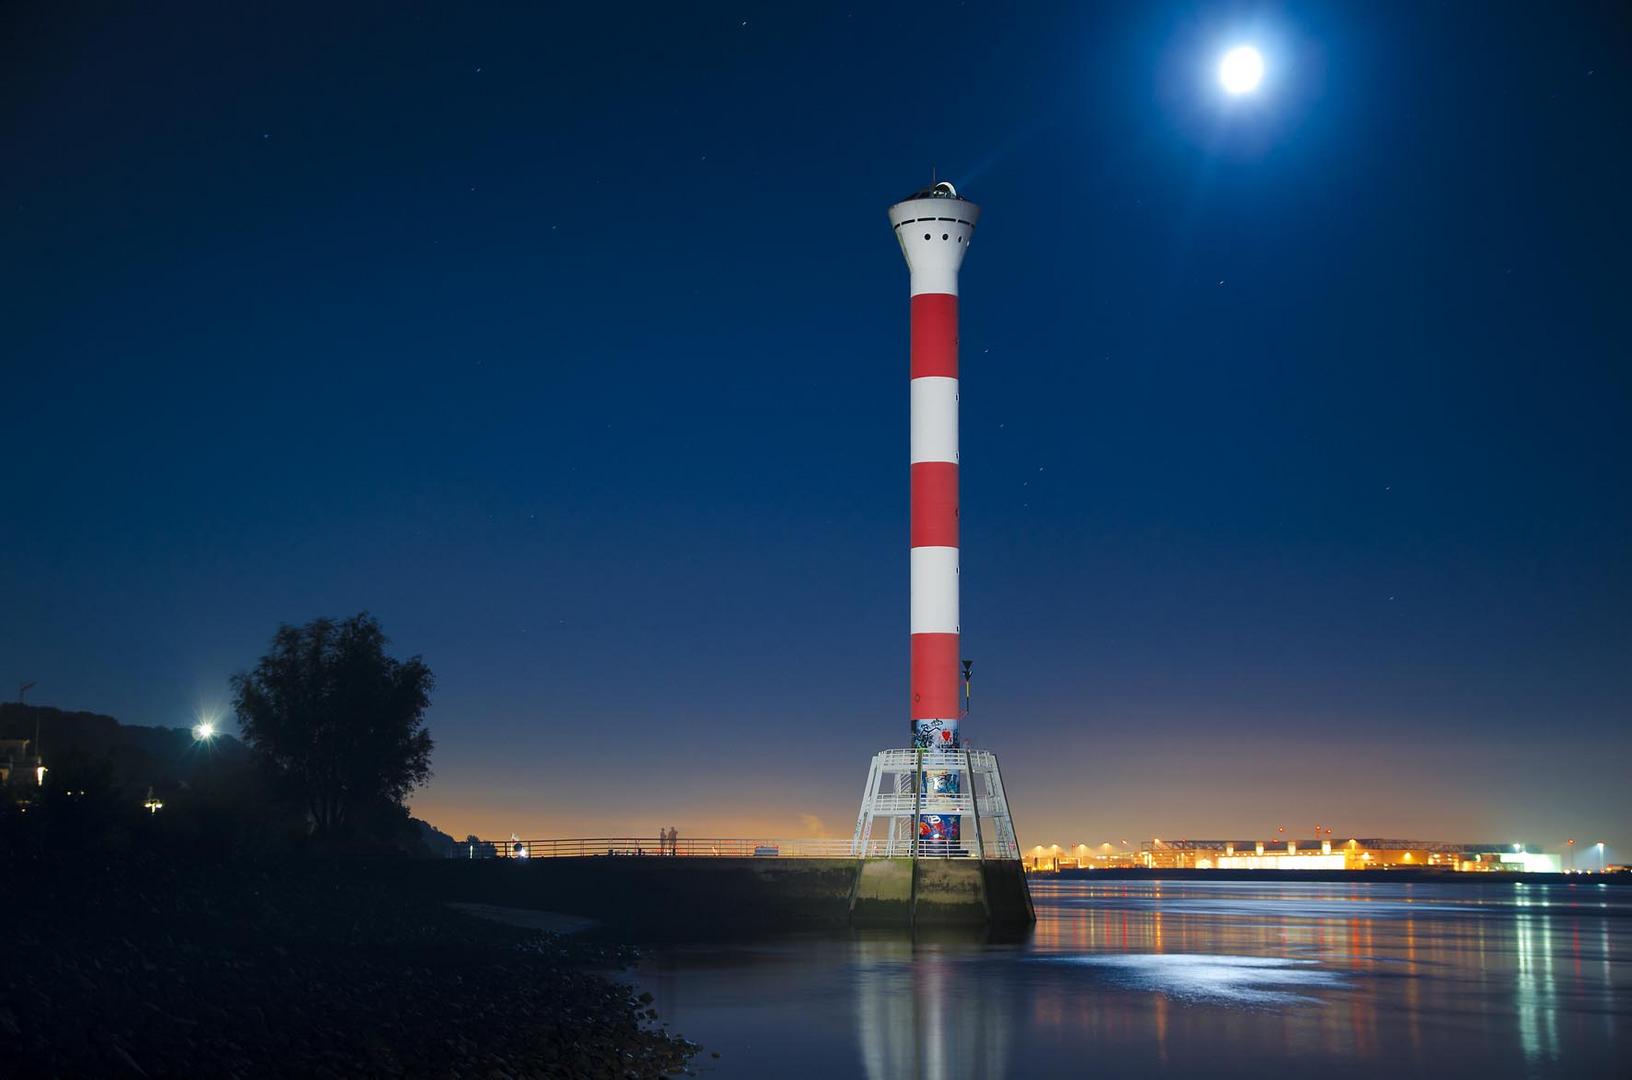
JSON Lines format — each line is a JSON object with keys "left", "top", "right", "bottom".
{"left": 4, "top": 2, "right": 1628, "bottom": 848}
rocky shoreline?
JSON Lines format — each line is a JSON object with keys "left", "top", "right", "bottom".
{"left": 1, "top": 851, "right": 699, "bottom": 1078}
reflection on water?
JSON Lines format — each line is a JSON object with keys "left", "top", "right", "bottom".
{"left": 1042, "top": 953, "right": 1346, "bottom": 1006}
{"left": 1516, "top": 910, "right": 1559, "bottom": 1066}
{"left": 635, "top": 880, "right": 1629, "bottom": 1078}
{"left": 854, "top": 938, "right": 1011, "bottom": 1080}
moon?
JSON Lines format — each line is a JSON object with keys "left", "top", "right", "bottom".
{"left": 1219, "top": 45, "right": 1264, "bottom": 95}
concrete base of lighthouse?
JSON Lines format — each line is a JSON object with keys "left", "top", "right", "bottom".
{"left": 847, "top": 748, "right": 1034, "bottom": 927}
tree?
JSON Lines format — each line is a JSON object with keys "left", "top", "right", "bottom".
{"left": 232, "top": 613, "right": 434, "bottom": 839}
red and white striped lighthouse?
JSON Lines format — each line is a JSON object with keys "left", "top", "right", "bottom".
{"left": 853, "top": 182, "right": 1024, "bottom": 885}
{"left": 888, "top": 182, "right": 979, "bottom": 750}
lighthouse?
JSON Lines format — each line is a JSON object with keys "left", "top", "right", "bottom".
{"left": 848, "top": 182, "right": 1028, "bottom": 929}
{"left": 888, "top": 181, "right": 979, "bottom": 750}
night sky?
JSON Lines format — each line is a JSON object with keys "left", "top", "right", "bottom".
{"left": 4, "top": 3, "right": 1628, "bottom": 853}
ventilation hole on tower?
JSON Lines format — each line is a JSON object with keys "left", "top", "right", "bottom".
{"left": 923, "top": 233, "right": 931, "bottom": 240}
{"left": 942, "top": 233, "right": 949, "bottom": 240}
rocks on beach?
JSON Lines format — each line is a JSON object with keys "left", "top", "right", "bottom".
{"left": 1, "top": 851, "right": 697, "bottom": 1078}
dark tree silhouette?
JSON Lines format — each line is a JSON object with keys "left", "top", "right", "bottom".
{"left": 232, "top": 613, "right": 433, "bottom": 838}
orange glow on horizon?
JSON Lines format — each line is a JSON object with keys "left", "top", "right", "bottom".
{"left": 409, "top": 796, "right": 843, "bottom": 843}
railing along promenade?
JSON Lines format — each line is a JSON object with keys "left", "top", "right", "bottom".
{"left": 461, "top": 837, "right": 986, "bottom": 860}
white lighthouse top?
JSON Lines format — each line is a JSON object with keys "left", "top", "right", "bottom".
{"left": 889, "top": 181, "right": 980, "bottom": 296}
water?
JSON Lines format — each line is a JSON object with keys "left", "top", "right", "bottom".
{"left": 635, "top": 878, "right": 1630, "bottom": 1078}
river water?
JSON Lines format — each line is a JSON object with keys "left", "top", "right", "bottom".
{"left": 635, "top": 878, "right": 1629, "bottom": 1078}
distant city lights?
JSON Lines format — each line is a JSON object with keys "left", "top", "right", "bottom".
{"left": 1023, "top": 837, "right": 1618, "bottom": 875}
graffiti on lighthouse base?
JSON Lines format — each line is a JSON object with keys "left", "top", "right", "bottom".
{"left": 918, "top": 814, "right": 960, "bottom": 843}
{"left": 913, "top": 718, "right": 959, "bottom": 750}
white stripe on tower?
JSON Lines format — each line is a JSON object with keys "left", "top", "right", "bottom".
{"left": 887, "top": 182, "right": 979, "bottom": 750}
{"left": 909, "top": 378, "right": 959, "bottom": 464}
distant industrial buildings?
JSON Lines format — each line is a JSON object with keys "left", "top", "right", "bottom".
{"left": 1026, "top": 838, "right": 1571, "bottom": 874}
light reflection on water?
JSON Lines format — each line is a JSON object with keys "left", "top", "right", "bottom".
{"left": 636, "top": 880, "right": 1629, "bottom": 1078}
{"left": 1040, "top": 953, "right": 1346, "bottom": 1006}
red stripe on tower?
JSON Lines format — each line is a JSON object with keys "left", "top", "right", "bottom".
{"left": 910, "top": 295, "right": 959, "bottom": 378}
{"left": 909, "top": 461, "right": 958, "bottom": 548}
{"left": 888, "top": 182, "right": 979, "bottom": 749}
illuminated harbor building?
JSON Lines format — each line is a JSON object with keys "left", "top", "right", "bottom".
{"left": 1026, "top": 838, "right": 1565, "bottom": 873}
